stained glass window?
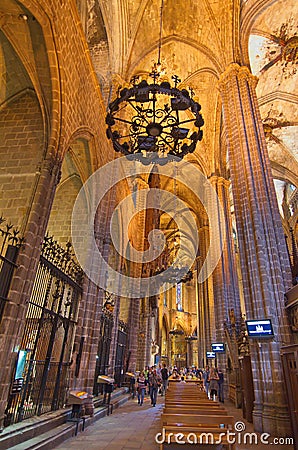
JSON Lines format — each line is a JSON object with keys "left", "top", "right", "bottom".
{"left": 176, "top": 283, "right": 183, "bottom": 311}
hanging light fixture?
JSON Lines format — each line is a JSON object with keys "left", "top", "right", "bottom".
{"left": 106, "top": 0, "right": 204, "bottom": 165}
{"left": 150, "top": 165, "right": 194, "bottom": 284}
{"left": 153, "top": 245, "right": 192, "bottom": 283}
{"left": 185, "top": 335, "right": 198, "bottom": 341}
{"left": 185, "top": 327, "right": 198, "bottom": 341}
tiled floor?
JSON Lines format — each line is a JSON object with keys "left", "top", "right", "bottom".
{"left": 54, "top": 394, "right": 295, "bottom": 450}
{"left": 55, "top": 394, "right": 162, "bottom": 450}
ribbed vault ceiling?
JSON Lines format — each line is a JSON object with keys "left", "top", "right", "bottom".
{"left": 93, "top": 0, "right": 298, "bottom": 212}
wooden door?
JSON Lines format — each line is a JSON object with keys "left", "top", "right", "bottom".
{"left": 281, "top": 344, "right": 298, "bottom": 444}
{"left": 239, "top": 355, "right": 254, "bottom": 422}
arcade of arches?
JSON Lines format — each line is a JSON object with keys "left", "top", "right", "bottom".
{"left": 0, "top": 0, "right": 298, "bottom": 444}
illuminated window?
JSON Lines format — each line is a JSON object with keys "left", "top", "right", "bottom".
{"left": 163, "top": 289, "right": 167, "bottom": 307}
{"left": 176, "top": 283, "right": 183, "bottom": 311}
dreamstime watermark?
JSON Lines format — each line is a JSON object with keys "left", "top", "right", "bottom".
{"left": 155, "top": 421, "right": 294, "bottom": 446}
{"left": 71, "top": 155, "right": 226, "bottom": 298}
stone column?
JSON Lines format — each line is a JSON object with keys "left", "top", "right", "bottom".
{"left": 209, "top": 175, "right": 242, "bottom": 403}
{"left": 197, "top": 225, "right": 214, "bottom": 367}
{"left": 145, "top": 310, "right": 154, "bottom": 367}
{"left": 126, "top": 177, "right": 148, "bottom": 373}
{"left": 0, "top": 155, "right": 61, "bottom": 429}
{"left": 72, "top": 162, "right": 118, "bottom": 392}
{"left": 210, "top": 176, "right": 242, "bottom": 325}
{"left": 71, "top": 280, "right": 103, "bottom": 392}
{"left": 71, "top": 171, "right": 116, "bottom": 391}
{"left": 137, "top": 298, "right": 148, "bottom": 370}
{"left": 218, "top": 63, "right": 292, "bottom": 435}
{"left": 108, "top": 295, "right": 120, "bottom": 377}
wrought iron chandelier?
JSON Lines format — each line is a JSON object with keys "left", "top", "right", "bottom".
{"left": 185, "top": 335, "right": 198, "bottom": 341}
{"left": 155, "top": 265, "right": 191, "bottom": 284}
{"left": 151, "top": 230, "right": 193, "bottom": 284}
{"left": 185, "top": 332, "right": 198, "bottom": 342}
{"left": 105, "top": 0, "right": 204, "bottom": 165}
{"left": 169, "top": 317, "right": 185, "bottom": 336}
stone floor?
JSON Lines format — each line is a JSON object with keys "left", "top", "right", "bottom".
{"left": 54, "top": 394, "right": 295, "bottom": 450}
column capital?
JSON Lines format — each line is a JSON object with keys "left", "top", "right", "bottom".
{"left": 217, "top": 63, "right": 258, "bottom": 91}
{"left": 208, "top": 174, "right": 230, "bottom": 189}
{"left": 132, "top": 176, "right": 149, "bottom": 190}
{"left": 198, "top": 224, "right": 209, "bottom": 233}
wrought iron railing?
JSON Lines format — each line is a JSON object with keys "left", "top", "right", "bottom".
{"left": 114, "top": 319, "right": 128, "bottom": 387}
{"left": 4, "top": 235, "right": 83, "bottom": 427}
{"left": 0, "top": 216, "right": 24, "bottom": 323}
{"left": 93, "top": 306, "right": 114, "bottom": 395}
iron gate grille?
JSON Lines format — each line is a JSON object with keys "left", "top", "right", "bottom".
{"left": 4, "top": 236, "right": 83, "bottom": 426}
{"left": 114, "top": 320, "right": 128, "bottom": 387}
{"left": 0, "top": 217, "right": 24, "bottom": 323}
{"left": 93, "top": 307, "right": 114, "bottom": 395}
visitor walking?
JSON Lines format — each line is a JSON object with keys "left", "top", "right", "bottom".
{"left": 209, "top": 367, "right": 219, "bottom": 401}
{"left": 160, "top": 364, "right": 169, "bottom": 395}
{"left": 203, "top": 366, "right": 210, "bottom": 398}
{"left": 136, "top": 372, "right": 147, "bottom": 406}
{"left": 149, "top": 369, "right": 162, "bottom": 406}
{"left": 217, "top": 367, "right": 224, "bottom": 403}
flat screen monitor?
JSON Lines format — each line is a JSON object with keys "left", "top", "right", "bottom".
{"left": 211, "top": 343, "right": 225, "bottom": 353}
{"left": 206, "top": 351, "right": 216, "bottom": 359}
{"left": 245, "top": 319, "right": 274, "bottom": 337}
{"left": 15, "top": 350, "right": 27, "bottom": 379}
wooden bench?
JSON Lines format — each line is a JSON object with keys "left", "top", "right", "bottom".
{"left": 162, "top": 413, "right": 234, "bottom": 427}
{"left": 165, "top": 389, "right": 208, "bottom": 396}
{"left": 165, "top": 389, "right": 209, "bottom": 396}
{"left": 165, "top": 397, "right": 209, "bottom": 403}
{"left": 163, "top": 407, "right": 227, "bottom": 415}
{"left": 165, "top": 396, "right": 209, "bottom": 403}
{"left": 159, "top": 413, "right": 235, "bottom": 450}
{"left": 160, "top": 425, "right": 235, "bottom": 449}
{"left": 165, "top": 400, "right": 220, "bottom": 408}
{"left": 161, "top": 383, "right": 235, "bottom": 448}
{"left": 167, "top": 384, "right": 202, "bottom": 389}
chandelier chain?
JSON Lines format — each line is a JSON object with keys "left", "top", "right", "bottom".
{"left": 158, "top": 0, "right": 164, "bottom": 65}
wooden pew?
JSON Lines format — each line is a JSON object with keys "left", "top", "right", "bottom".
{"left": 165, "top": 393, "right": 215, "bottom": 398}
{"left": 165, "top": 388, "right": 210, "bottom": 396}
{"left": 167, "top": 383, "right": 202, "bottom": 389}
{"left": 165, "top": 400, "right": 220, "bottom": 408}
{"left": 165, "top": 396, "right": 209, "bottom": 403}
{"left": 162, "top": 413, "right": 234, "bottom": 427}
{"left": 160, "top": 382, "right": 235, "bottom": 449}
{"left": 159, "top": 413, "right": 235, "bottom": 450}
{"left": 163, "top": 407, "right": 227, "bottom": 415}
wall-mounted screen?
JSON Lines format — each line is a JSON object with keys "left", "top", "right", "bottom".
{"left": 211, "top": 343, "right": 225, "bottom": 353}
{"left": 245, "top": 319, "right": 274, "bottom": 337}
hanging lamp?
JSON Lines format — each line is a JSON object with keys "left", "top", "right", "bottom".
{"left": 106, "top": 0, "right": 204, "bottom": 165}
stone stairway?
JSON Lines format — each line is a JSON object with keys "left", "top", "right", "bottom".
{"left": 0, "top": 388, "right": 130, "bottom": 449}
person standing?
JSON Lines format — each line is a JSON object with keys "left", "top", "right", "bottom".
{"left": 217, "top": 367, "right": 224, "bottom": 403}
{"left": 209, "top": 367, "right": 219, "bottom": 401}
{"left": 203, "top": 366, "right": 210, "bottom": 398}
{"left": 128, "top": 373, "right": 136, "bottom": 399}
{"left": 146, "top": 366, "right": 153, "bottom": 396}
{"left": 160, "top": 364, "right": 169, "bottom": 395}
{"left": 149, "top": 369, "right": 162, "bottom": 406}
{"left": 136, "top": 372, "right": 147, "bottom": 406}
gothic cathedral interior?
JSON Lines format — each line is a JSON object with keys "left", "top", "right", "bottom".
{"left": 0, "top": 0, "right": 298, "bottom": 445}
